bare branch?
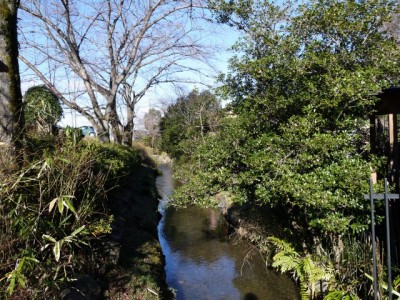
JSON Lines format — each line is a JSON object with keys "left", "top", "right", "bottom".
{"left": 19, "top": 0, "right": 216, "bottom": 144}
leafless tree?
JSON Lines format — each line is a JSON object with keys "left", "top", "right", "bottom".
{"left": 143, "top": 108, "right": 161, "bottom": 148}
{"left": 0, "top": 0, "right": 24, "bottom": 159}
{"left": 386, "top": 12, "right": 400, "bottom": 45}
{"left": 19, "top": 0, "right": 215, "bottom": 144}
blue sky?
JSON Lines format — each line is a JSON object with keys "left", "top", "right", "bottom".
{"left": 19, "top": 6, "right": 240, "bottom": 129}
{"left": 60, "top": 24, "right": 240, "bottom": 128}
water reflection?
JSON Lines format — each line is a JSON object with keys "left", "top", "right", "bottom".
{"left": 163, "top": 207, "right": 229, "bottom": 261}
{"left": 157, "top": 163, "right": 299, "bottom": 300}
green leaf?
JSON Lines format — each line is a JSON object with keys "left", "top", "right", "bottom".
{"left": 49, "top": 197, "right": 58, "bottom": 213}
{"left": 53, "top": 240, "right": 62, "bottom": 262}
{"left": 42, "top": 234, "right": 57, "bottom": 243}
{"left": 57, "top": 197, "right": 64, "bottom": 214}
{"left": 364, "top": 273, "right": 400, "bottom": 298}
{"left": 50, "top": 195, "right": 76, "bottom": 215}
{"left": 70, "top": 225, "right": 85, "bottom": 237}
{"left": 62, "top": 197, "right": 77, "bottom": 215}
{"left": 25, "top": 257, "right": 39, "bottom": 264}
{"left": 8, "top": 275, "right": 16, "bottom": 295}
{"left": 17, "top": 274, "right": 25, "bottom": 289}
{"left": 37, "top": 160, "right": 50, "bottom": 178}
{"left": 16, "top": 257, "right": 25, "bottom": 272}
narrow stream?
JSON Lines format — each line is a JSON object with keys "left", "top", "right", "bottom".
{"left": 156, "top": 162, "right": 299, "bottom": 300}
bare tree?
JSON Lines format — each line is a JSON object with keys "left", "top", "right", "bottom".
{"left": 143, "top": 108, "right": 161, "bottom": 148}
{"left": 18, "top": 0, "right": 214, "bottom": 144}
{"left": 0, "top": 0, "right": 24, "bottom": 157}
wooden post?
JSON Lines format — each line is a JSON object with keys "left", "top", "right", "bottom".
{"left": 370, "top": 115, "right": 376, "bottom": 155}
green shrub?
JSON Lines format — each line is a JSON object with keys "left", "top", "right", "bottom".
{"left": 24, "top": 85, "right": 63, "bottom": 133}
{"left": 0, "top": 138, "right": 142, "bottom": 298}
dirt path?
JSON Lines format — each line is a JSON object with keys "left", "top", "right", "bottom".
{"left": 103, "top": 164, "right": 173, "bottom": 299}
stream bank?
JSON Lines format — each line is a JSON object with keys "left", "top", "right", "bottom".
{"left": 102, "top": 162, "right": 173, "bottom": 299}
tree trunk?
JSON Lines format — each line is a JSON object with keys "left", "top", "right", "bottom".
{"left": 0, "top": 0, "right": 24, "bottom": 160}
{"left": 123, "top": 103, "right": 135, "bottom": 146}
{"left": 92, "top": 122, "right": 110, "bottom": 143}
{"left": 111, "top": 118, "right": 122, "bottom": 144}
{"left": 122, "top": 122, "right": 133, "bottom": 146}
{"left": 109, "top": 110, "right": 122, "bottom": 144}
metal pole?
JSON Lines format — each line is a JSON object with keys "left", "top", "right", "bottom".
{"left": 370, "top": 178, "right": 378, "bottom": 300}
{"left": 385, "top": 179, "right": 393, "bottom": 299}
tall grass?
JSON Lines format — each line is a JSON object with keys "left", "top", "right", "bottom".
{"left": 0, "top": 137, "right": 141, "bottom": 298}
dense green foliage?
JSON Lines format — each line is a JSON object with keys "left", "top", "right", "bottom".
{"left": 161, "top": 0, "right": 400, "bottom": 297}
{"left": 0, "top": 137, "right": 141, "bottom": 298}
{"left": 173, "top": 0, "right": 399, "bottom": 234}
{"left": 160, "top": 89, "right": 221, "bottom": 160}
{"left": 24, "top": 85, "right": 63, "bottom": 132}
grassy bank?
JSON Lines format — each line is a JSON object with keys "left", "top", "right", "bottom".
{"left": 0, "top": 136, "right": 171, "bottom": 299}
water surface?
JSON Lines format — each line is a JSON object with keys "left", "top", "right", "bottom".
{"left": 157, "top": 163, "right": 299, "bottom": 300}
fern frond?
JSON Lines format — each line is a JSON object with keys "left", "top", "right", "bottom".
{"left": 300, "top": 285, "right": 309, "bottom": 300}
{"left": 272, "top": 254, "right": 301, "bottom": 277}
{"left": 324, "top": 290, "right": 358, "bottom": 300}
{"left": 269, "top": 236, "right": 299, "bottom": 257}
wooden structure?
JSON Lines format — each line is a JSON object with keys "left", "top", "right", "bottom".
{"left": 370, "top": 87, "right": 400, "bottom": 265}
{"left": 370, "top": 87, "right": 400, "bottom": 187}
